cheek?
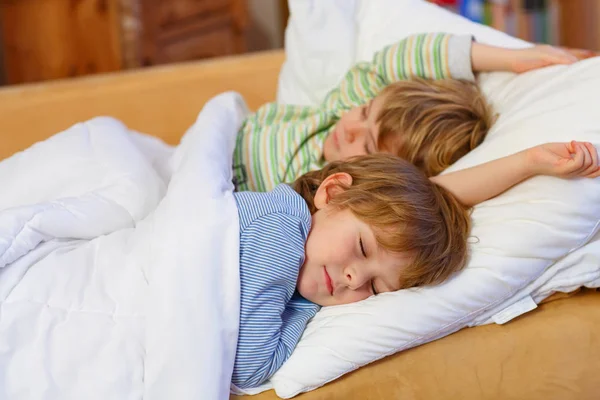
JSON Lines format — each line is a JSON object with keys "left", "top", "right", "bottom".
{"left": 336, "top": 289, "right": 371, "bottom": 306}
{"left": 306, "top": 235, "right": 335, "bottom": 265}
{"left": 305, "top": 228, "right": 324, "bottom": 257}
{"left": 338, "top": 108, "right": 360, "bottom": 131}
{"left": 296, "top": 266, "right": 318, "bottom": 298}
{"left": 307, "top": 225, "right": 347, "bottom": 263}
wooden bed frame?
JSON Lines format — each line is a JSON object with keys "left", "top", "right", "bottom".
{"left": 1, "top": 51, "right": 599, "bottom": 400}
{"left": 0, "top": 50, "right": 284, "bottom": 161}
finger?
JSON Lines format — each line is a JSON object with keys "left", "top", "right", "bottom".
{"left": 585, "top": 141, "right": 599, "bottom": 163}
{"left": 550, "top": 47, "right": 579, "bottom": 64}
{"left": 551, "top": 55, "right": 577, "bottom": 65}
{"left": 575, "top": 143, "right": 592, "bottom": 175}
{"left": 586, "top": 169, "right": 600, "bottom": 179}
{"left": 562, "top": 47, "right": 599, "bottom": 60}
{"left": 583, "top": 142, "right": 600, "bottom": 176}
{"left": 585, "top": 160, "right": 600, "bottom": 178}
{"left": 567, "top": 143, "right": 585, "bottom": 175}
{"left": 534, "top": 45, "right": 575, "bottom": 65}
{"left": 583, "top": 161, "right": 600, "bottom": 177}
{"left": 585, "top": 142, "right": 599, "bottom": 164}
{"left": 559, "top": 47, "right": 591, "bottom": 60}
{"left": 575, "top": 142, "right": 592, "bottom": 176}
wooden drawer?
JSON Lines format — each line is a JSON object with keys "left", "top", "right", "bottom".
{"left": 156, "top": 25, "right": 238, "bottom": 63}
{"left": 139, "top": 0, "right": 247, "bottom": 66}
{"left": 156, "top": 0, "right": 231, "bottom": 28}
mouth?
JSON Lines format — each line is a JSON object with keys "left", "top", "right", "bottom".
{"left": 323, "top": 266, "right": 334, "bottom": 296}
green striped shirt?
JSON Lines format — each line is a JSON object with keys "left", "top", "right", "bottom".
{"left": 233, "top": 33, "right": 474, "bottom": 192}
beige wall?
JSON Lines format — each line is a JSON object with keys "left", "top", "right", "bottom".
{"left": 246, "top": 0, "right": 285, "bottom": 51}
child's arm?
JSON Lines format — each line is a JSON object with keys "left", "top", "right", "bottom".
{"left": 323, "top": 33, "right": 475, "bottom": 110}
{"left": 472, "top": 43, "right": 597, "bottom": 74}
{"left": 430, "top": 141, "right": 600, "bottom": 207}
{"left": 371, "top": 33, "right": 476, "bottom": 83}
{"left": 232, "top": 213, "right": 319, "bottom": 389}
{"left": 323, "top": 32, "right": 594, "bottom": 111}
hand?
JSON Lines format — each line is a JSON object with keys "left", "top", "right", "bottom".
{"left": 510, "top": 45, "right": 599, "bottom": 74}
{"left": 527, "top": 141, "right": 600, "bottom": 179}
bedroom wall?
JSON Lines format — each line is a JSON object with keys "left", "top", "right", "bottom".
{"left": 0, "top": 0, "right": 289, "bottom": 86}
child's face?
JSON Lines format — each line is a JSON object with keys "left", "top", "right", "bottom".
{"left": 296, "top": 174, "right": 409, "bottom": 307}
{"left": 322, "top": 94, "right": 386, "bottom": 162}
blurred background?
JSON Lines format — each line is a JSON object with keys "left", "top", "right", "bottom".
{"left": 0, "top": 0, "right": 597, "bottom": 87}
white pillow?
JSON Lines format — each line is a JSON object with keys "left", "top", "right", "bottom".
{"left": 265, "top": 1, "right": 600, "bottom": 398}
{"left": 277, "top": 0, "right": 530, "bottom": 106}
{"left": 276, "top": 0, "right": 358, "bottom": 106}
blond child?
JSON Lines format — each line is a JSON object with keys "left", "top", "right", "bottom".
{"left": 232, "top": 140, "right": 600, "bottom": 389}
{"left": 233, "top": 33, "right": 592, "bottom": 191}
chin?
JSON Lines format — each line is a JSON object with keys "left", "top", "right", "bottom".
{"left": 297, "top": 286, "right": 314, "bottom": 302}
{"left": 304, "top": 293, "right": 324, "bottom": 306}
{"left": 297, "top": 285, "right": 320, "bottom": 305}
{"left": 312, "top": 299, "right": 326, "bottom": 307}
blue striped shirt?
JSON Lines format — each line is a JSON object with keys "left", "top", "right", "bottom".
{"left": 232, "top": 184, "right": 321, "bottom": 389}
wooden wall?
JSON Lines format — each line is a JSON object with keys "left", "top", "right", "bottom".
{"left": 559, "top": 0, "right": 600, "bottom": 50}
{"left": 0, "top": 0, "right": 123, "bottom": 84}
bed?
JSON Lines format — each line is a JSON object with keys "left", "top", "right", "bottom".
{"left": 0, "top": 47, "right": 599, "bottom": 400}
{"left": 0, "top": 50, "right": 284, "bottom": 161}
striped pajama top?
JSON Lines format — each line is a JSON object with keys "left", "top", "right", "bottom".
{"left": 233, "top": 32, "right": 475, "bottom": 192}
{"left": 231, "top": 184, "right": 320, "bottom": 389}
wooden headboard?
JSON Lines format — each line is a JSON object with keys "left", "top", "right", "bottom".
{"left": 0, "top": 50, "right": 285, "bottom": 161}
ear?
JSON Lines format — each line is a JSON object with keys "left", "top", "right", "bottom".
{"left": 313, "top": 172, "right": 353, "bottom": 210}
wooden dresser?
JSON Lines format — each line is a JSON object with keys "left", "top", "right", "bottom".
{"left": 0, "top": 0, "right": 249, "bottom": 85}
{"left": 131, "top": 0, "right": 248, "bottom": 68}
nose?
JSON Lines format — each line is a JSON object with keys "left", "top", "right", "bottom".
{"left": 344, "top": 121, "right": 367, "bottom": 144}
{"left": 343, "top": 264, "right": 369, "bottom": 291}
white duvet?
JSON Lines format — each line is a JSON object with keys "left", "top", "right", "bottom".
{"left": 0, "top": 92, "right": 248, "bottom": 400}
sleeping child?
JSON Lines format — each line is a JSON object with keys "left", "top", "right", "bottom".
{"left": 233, "top": 32, "right": 596, "bottom": 190}
{"left": 232, "top": 141, "right": 600, "bottom": 389}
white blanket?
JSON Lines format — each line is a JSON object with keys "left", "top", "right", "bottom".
{"left": 0, "top": 92, "right": 248, "bottom": 400}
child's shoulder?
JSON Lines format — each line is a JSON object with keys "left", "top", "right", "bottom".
{"left": 234, "top": 184, "right": 311, "bottom": 235}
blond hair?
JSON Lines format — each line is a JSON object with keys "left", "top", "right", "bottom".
{"left": 293, "top": 154, "right": 471, "bottom": 289}
{"left": 377, "top": 78, "right": 495, "bottom": 177}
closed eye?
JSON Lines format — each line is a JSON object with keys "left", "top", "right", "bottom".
{"left": 371, "top": 280, "right": 378, "bottom": 296}
{"left": 359, "top": 238, "right": 367, "bottom": 258}
{"left": 361, "top": 105, "right": 368, "bottom": 119}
